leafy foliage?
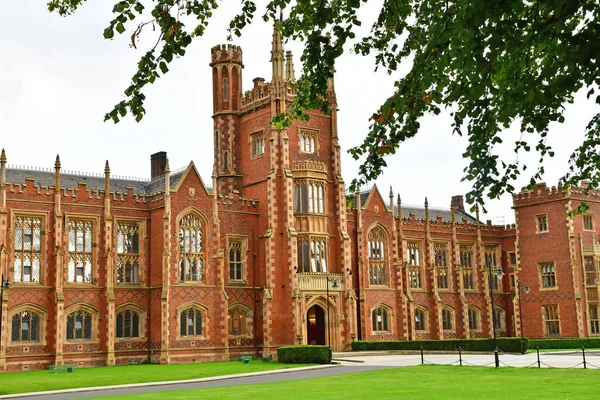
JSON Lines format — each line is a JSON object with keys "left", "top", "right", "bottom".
{"left": 352, "top": 338, "right": 526, "bottom": 353}
{"left": 530, "top": 337, "right": 600, "bottom": 350}
{"left": 277, "top": 345, "right": 330, "bottom": 364}
{"left": 47, "top": 0, "right": 600, "bottom": 209}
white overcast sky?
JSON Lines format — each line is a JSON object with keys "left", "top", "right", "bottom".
{"left": 1, "top": 2, "right": 597, "bottom": 224}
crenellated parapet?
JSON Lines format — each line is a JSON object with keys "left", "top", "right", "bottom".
{"left": 2, "top": 162, "right": 181, "bottom": 208}
{"left": 513, "top": 182, "right": 569, "bottom": 208}
{"left": 241, "top": 78, "right": 271, "bottom": 108}
{"left": 210, "top": 44, "right": 243, "bottom": 66}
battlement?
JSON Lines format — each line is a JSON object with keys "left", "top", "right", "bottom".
{"left": 513, "top": 182, "right": 570, "bottom": 207}
{"left": 210, "top": 44, "right": 243, "bottom": 65}
{"left": 241, "top": 78, "right": 271, "bottom": 108}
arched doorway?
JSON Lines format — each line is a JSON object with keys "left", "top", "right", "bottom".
{"left": 306, "top": 305, "right": 325, "bottom": 345}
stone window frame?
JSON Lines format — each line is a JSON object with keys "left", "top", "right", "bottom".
{"left": 434, "top": 242, "right": 450, "bottom": 291}
{"left": 584, "top": 256, "right": 596, "bottom": 286}
{"left": 227, "top": 235, "right": 248, "bottom": 284}
{"left": 536, "top": 213, "right": 549, "bottom": 233}
{"left": 414, "top": 306, "right": 428, "bottom": 333}
{"left": 297, "top": 235, "right": 329, "bottom": 273}
{"left": 115, "top": 303, "right": 147, "bottom": 341}
{"left": 371, "top": 303, "right": 393, "bottom": 334}
{"left": 176, "top": 209, "right": 209, "bottom": 284}
{"left": 293, "top": 179, "right": 326, "bottom": 215}
{"left": 508, "top": 251, "right": 517, "bottom": 267}
{"left": 9, "top": 303, "right": 48, "bottom": 346}
{"left": 541, "top": 304, "right": 561, "bottom": 336}
{"left": 227, "top": 302, "right": 253, "bottom": 338}
{"left": 468, "top": 306, "right": 481, "bottom": 332}
{"left": 298, "top": 128, "right": 319, "bottom": 154}
{"left": 583, "top": 213, "right": 595, "bottom": 231}
{"left": 406, "top": 240, "right": 424, "bottom": 290}
{"left": 538, "top": 261, "right": 557, "bottom": 290}
{"left": 441, "top": 306, "right": 455, "bottom": 332}
{"left": 484, "top": 244, "right": 502, "bottom": 292}
{"left": 176, "top": 302, "right": 210, "bottom": 340}
{"left": 589, "top": 304, "right": 600, "bottom": 335}
{"left": 367, "top": 224, "right": 389, "bottom": 287}
{"left": 459, "top": 243, "right": 476, "bottom": 291}
{"left": 493, "top": 306, "right": 506, "bottom": 331}
{"left": 114, "top": 218, "right": 146, "bottom": 286}
{"left": 10, "top": 210, "right": 49, "bottom": 285}
{"left": 250, "top": 130, "right": 265, "bottom": 159}
{"left": 64, "top": 303, "right": 99, "bottom": 343}
{"left": 64, "top": 213, "right": 100, "bottom": 286}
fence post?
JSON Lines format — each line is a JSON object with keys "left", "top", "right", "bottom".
{"left": 582, "top": 347, "right": 587, "bottom": 369}
{"left": 421, "top": 346, "right": 424, "bottom": 365}
{"left": 458, "top": 345, "right": 463, "bottom": 366}
{"left": 536, "top": 346, "right": 541, "bottom": 368}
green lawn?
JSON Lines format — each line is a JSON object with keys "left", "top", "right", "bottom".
{"left": 0, "top": 361, "right": 313, "bottom": 395}
{"left": 90, "top": 365, "right": 600, "bottom": 400}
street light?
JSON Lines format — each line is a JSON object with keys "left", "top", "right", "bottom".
{"left": 326, "top": 273, "right": 338, "bottom": 364}
{"left": 517, "top": 281, "right": 530, "bottom": 354}
{"left": 488, "top": 265, "right": 504, "bottom": 368}
{"left": 0, "top": 274, "right": 11, "bottom": 356}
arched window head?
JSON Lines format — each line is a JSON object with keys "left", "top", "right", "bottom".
{"left": 66, "top": 310, "right": 93, "bottom": 340}
{"left": 179, "top": 213, "right": 204, "bottom": 282}
{"left": 116, "top": 309, "right": 141, "bottom": 338}
{"left": 415, "top": 308, "right": 427, "bottom": 332}
{"left": 180, "top": 307, "right": 204, "bottom": 337}
{"left": 228, "top": 305, "right": 251, "bottom": 336}
{"left": 442, "top": 308, "right": 455, "bottom": 331}
{"left": 468, "top": 307, "right": 480, "bottom": 331}
{"left": 12, "top": 310, "right": 41, "bottom": 343}
{"left": 372, "top": 306, "right": 390, "bottom": 333}
{"left": 494, "top": 307, "right": 505, "bottom": 330}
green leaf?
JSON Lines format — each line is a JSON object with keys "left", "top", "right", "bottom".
{"left": 159, "top": 61, "right": 169, "bottom": 74}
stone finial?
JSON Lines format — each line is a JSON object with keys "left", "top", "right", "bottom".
{"left": 104, "top": 160, "right": 110, "bottom": 175}
{"left": 54, "top": 154, "right": 61, "bottom": 169}
{"left": 285, "top": 50, "right": 295, "bottom": 82}
{"left": 397, "top": 194, "right": 401, "bottom": 205}
{"left": 424, "top": 197, "right": 429, "bottom": 208}
{"left": 0, "top": 149, "right": 6, "bottom": 164}
{"left": 271, "top": 23, "right": 284, "bottom": 82}
{"left": 164, "top": 158, "right": 171, "bottom": 174}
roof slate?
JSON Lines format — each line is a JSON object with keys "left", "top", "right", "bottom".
{"left": 5, "top": 168, "right": 186, "bottom": 195}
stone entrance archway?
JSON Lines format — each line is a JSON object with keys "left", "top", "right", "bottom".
{"left": 306, "top": 305, "right": 325, "bottom": 345}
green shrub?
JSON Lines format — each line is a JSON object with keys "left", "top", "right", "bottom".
{"left": 351, "top": 338, "right": 527, "bottom": 353}
{"left": 277, "top": 345, "right": 330, "bottom": 364}
{"left": 529, "top": 338, "right": 600, "bottom": 350}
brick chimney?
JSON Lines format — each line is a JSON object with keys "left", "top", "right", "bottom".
{"left": 150, "top": 151, "right": 167, "bottom": 179}
{"left": 451, "top": 195, "right": 465, "bottom": 212}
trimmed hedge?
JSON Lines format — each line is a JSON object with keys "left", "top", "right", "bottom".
{"left": 530, "top": 338, "right": 600, "bottom": 349}
{"left": 352, "top": 338, "right": 526, "bottom": 353}
{"left": 277, "top": 345, "right": 330, "bottom": 364}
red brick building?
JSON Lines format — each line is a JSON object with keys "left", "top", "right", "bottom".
{"left": 0, "top": 28, "right": 598, "bottom": 371}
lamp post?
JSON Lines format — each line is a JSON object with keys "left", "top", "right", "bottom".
{"left": 0, "top": 274, "right": 11, "bottom": 359}
{"left": 488, "top": 265, "right": 504, "bottom": 368}
{"left": 517, "top": 281, "right": 530, "bottom": 354}
{"left": 326, "top": 273, "right": 338, "bottom": 364}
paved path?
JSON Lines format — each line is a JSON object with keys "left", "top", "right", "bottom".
{"left": 4, "top": 350, "right": 600, "bottom": 399}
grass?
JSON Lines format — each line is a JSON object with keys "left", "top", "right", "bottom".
{"left": 0, "top": 361, "right": 313, "bottom": 395}
{"left": 89, "top": 365, "right": 600, "bottom": 400}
